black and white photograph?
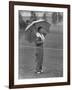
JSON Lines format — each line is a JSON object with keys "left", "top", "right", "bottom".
{"left": 9, "top": 1, "right": 70, "bottom": 88}
{"left": 19, "top": 10, "right": 63, "bottom": 79}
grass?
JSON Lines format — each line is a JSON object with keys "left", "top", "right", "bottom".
{"left": 18, "top": 24, "right": 63, "bottom": 79}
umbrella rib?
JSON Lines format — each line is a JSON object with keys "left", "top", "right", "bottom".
{"left": 25, "top": 19, "right": 45, "bottom": 31}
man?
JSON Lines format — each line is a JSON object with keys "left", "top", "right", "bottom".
{"left": 35, "top": 27, "right": 47, "bottom": 74}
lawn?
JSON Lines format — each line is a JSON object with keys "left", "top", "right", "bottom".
{"left": 18, "top": 24, "right": 63, "bottom": 79}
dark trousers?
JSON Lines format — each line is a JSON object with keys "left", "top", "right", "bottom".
{"left": 35, "top": 44, "right": 43, "bottom": 72}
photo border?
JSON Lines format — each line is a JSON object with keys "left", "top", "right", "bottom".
{"left": 9, "top": 1, "right": 70, "bottom": 89}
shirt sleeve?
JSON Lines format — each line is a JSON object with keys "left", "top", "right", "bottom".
{"left": 36, "top": 32, "right": 40, "bottom": 37}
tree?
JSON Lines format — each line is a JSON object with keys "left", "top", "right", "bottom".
{"left": 30, "top": 11, "right": 37, "bottom": 23}
{"left": 52, "top": 12, "right": 57, "bottom": 24}
{"left": 58, "top": 12, "right": 63, "bottom": 22}
{"left": 19, "top": 12, "right": 27, "bottom": 30}
{"left": 42, "top": 13, "right": 47, "bottom": 20}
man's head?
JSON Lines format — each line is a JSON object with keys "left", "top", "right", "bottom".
{"left": 37, "top": 27, "right": 47, "bottom": 36}
{"left": 38, "top": 27, "right": 42, "bottom": 33}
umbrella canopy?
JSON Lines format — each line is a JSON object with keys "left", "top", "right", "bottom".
{"left": 25, "top": 19, "right": 51, "bottom": 43}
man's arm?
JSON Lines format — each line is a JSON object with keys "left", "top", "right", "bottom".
{"left": 35, "top": 37, "right": 43, "bottom": 44}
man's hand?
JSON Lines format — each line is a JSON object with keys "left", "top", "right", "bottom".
{"left": 35, "top": 37, "right": 43, "bottom": 44}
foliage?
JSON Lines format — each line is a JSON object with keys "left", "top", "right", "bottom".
{"left": 30, "top": 11, "right": 37, "bottom": 23}
{"left": 19, "top": 12, "right": 27, "bottom": 29}
{"left": 52, "top": 12, "right": 63, "bottom": 24}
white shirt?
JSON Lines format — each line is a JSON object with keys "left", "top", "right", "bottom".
{"left": 36, "top": 32, "right": 45, "bottom": 41}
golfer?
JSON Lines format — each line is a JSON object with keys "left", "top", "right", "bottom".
{"left": 35, "top": 27, "right": 46, "bottom": 74}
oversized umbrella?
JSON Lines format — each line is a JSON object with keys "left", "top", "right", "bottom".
{"left": 25, "top": 19, "right": 51, "bottom": 43}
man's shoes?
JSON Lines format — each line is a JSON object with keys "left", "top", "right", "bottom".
{"left": 36, "top": 71, "right": 41, "bottom": 74}
{"left": 41, "top": 70, "right": 43, "bottom": 73}
{"left": 35, "top": 70, "right": 43, "bottom": 74}
{"left": 35, "top": 71, "right": 41, "bottom": 74}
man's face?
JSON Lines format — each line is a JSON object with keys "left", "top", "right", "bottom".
{"left": 40, "top": 28, "right": 47, "bottom": 36}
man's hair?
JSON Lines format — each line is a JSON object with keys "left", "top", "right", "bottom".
{"left": 37, "top": 27, "right": 42, "bottom": 32}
